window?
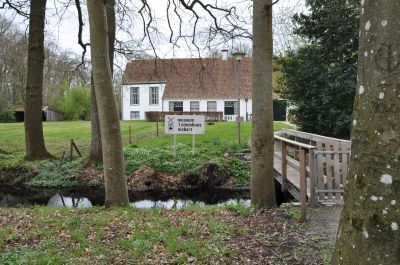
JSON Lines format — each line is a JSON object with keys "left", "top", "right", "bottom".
{"left": 224, "top": 101, "right": 238, "bottom": 115}
{"left": 149, "top": 87, "right": 159, "bottom": 105}
{"left": 130, "top": 87, "right": 139, "bottom": 105}
{"left": 190, "top": 101, "right": 199, "bottom": 112}
{"left": 207, "top": 101, "right": 217, "bottom": 112}
{"left": 130, "top": 111, "right": 140, "bottom": 120}
{"left": 169, "top": 101, "right": 183, "bottom": 112}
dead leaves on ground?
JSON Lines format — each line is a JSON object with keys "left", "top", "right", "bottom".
{"left": 0, "top": 207, "right": 331, "bottom": 264}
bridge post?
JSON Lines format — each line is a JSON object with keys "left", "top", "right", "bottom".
{"left": 281, "top": 141, "right": 288, "bottom": 191}
{"left": 309, "top": 148, "right": 317, "bottom": 207}
{"left": 299, "top": 150, "right": 307, "bottom": 221}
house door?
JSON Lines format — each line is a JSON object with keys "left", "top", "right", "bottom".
{"left": 224, "top": 101, "right": 237, "bottom": 115}
{"left": 169, "top": 101, "right": 183, "bottom": 112}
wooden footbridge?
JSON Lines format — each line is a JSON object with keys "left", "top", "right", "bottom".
{"left": 272, "top": 129, "right": 351, "bottom": 218}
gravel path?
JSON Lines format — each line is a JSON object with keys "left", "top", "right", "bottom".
{"left": 306, "top": 205, "right": 343, "bottom": 245}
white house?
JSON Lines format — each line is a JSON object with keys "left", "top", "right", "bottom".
{"left": 121, "top": 57, "right": 253, "bottom": 121}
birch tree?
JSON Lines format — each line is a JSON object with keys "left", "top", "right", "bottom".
{"left": 332, "top": 0, "right": 400, "bottom": 263}
{"left": 87, "top": 0, "right": 129, "bottom": 207}
{"left": 251, "top": 0, "right": 276, "bottom": 207}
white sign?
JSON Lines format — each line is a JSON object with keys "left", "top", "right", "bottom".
{"left": 165, "top": 115, "right": 205, "bottom": 134}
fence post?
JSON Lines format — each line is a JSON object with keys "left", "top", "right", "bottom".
{"left": 156, "top": 119, "right": 159, "bottom": 137}
{"left": 69, "top": 139, "right": 73, "bottom": 160}
{"left": 309, "top": 148, "right": 318, "bottom": 207}
{"left": 129, "top": 126, "right": 132, "bottom": 144}
{"left": 281, "top": 141, "right": 288, "bottom": 191}
{"left": 299, "top": 150, "right": 307, "bottom": 222}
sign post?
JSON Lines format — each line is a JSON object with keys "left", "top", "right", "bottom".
{"left": 165, "top": 115, "right": 205, "bottom": 158}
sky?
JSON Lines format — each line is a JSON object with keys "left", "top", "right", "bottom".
{"left": 3, "top": 0, "right": 306, "bottom": 63}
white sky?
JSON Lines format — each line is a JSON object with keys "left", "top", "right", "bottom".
{"left": 4, "top": 0, "right": 306, "bottom": 62}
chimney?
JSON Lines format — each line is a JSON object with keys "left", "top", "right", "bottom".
{"left": 221, "top": 49, "right": 229, "bottom": 61}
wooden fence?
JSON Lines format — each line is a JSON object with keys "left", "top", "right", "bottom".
{"left": 275, "top": 129, "right": 351, "bottom": 206}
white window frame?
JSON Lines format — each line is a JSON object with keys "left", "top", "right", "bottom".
{"left": 149, "top": 87, "right": 159, "bottom": 105}
{"left": 169, "top": 101, "right": 183, "bottom": 112}
{"left": 190, "top": 101, "right": 200, "bottom": 112}
{"left": 130, "top": 87, "right": 139, "bottom": 105}
{"left": 130, "top": 111, "right": 140, "bottom": 120}
{"left": 224, "top": 101, "right": 238, "bottom": 115}
{"left": 207, "top": 101, "right": 217, "bottom": 112}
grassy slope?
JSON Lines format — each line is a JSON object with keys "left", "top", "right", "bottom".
{"left": 0, "top": 121, "right": 291, "bottom": 156}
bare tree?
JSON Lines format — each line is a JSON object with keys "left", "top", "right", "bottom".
{"left": 332, "top": 0, "right": 400, "bottom": 263}
{"left": 24, "top": 0, "right": 48, "bottom": 160}
{"left": 251, "top": 0, "right": 276, "bottom": 207}
{"left": 87, "top": 0, "right": 129, "bottom": 207}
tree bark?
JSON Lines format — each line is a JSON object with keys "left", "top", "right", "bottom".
{"left": 87, "top": 0, "right": 129, "bottom": 207}
{"left": 332, "top": 1, "right": 400, "bottom": 264}
{"left": 88, "top": 0, "right": 116, "bottom": 167}
{"left": 24, "top": 0, "right": 48, "bottom": 160}
{"left": 251, "top": 0, "right": 276, "bottom": 207}
{"left": 88, "top": 74, "right": 102, "bottom": 166}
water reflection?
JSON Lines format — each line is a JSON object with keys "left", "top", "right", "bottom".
{"left": 47, "top": 193, "right": 92, "bottom": 208}
{"left": 0, "top": 190, "right": 251, "bottom": 209}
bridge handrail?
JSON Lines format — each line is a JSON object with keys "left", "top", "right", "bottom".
{"left": 274, "top": 134, "right": 316, "bottom": 221}
{"left": 274, "top": 135, "right": 316, "bottom": 150}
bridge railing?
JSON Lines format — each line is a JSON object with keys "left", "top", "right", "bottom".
{"left": 275, "top": 129, "right": 351, "bottom": 207}
{"left": 274, "top": 134, "right": 316, "bottom": 221}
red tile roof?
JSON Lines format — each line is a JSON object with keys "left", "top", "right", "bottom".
{"left": 122, "top": 58, "right": 252, "bottom": 99}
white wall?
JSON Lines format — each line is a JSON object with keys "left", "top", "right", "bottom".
{"left": 121, "top": 83, "right": 165, "bottom": 120}
{"left": 164, "top": 98, "right": 252, "bottom": 121}
{"left": 122, "top": 87, "right": 253, "bottom": 121}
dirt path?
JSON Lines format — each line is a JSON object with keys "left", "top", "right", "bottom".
{"left": 306, "top": 205, "right": 342, "bottom": 245}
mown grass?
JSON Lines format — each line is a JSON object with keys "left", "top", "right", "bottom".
{"left": 0, "top": 120, "right": 157, "bottom": 156}
{"left": 0, "top": 121, "right": 292, "bottom": 188}
{"left": 0, "top": 120, "right": 291, "bottom": 156}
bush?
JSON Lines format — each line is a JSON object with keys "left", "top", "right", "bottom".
{"left": 0, "top": 108, "right": 14, "bottom": 123}
{"left": 124, "top": 144, "right": 211, "bottom": 174}
{"left": 27, "top": 159, "right": 83, "bottom": 188}
{"left": 228, "top": 158, "right": 251, "bottom": 184}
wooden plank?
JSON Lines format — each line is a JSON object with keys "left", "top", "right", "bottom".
{"left": 281, "top": 141, "right": 288, "bottom": 191}
{"left": 273, "top": 155, "right": 310, "bottom": 198}
{"left": 299, "top": 150, "right": 307, "bottom": 221}
{"left": 309, "top": 149, "right": 317, "bottom": 207}
{"left": 316, "top": 142, "right": 325, "bottom": 202}
{"left": 274, "top": 135, "right": 316, "bottom": 150}
{"left": 326, "top": 144, "right": 334, "bottom": 200}
{"left": 282, "top": 129, "right": 351, "bottom": 145}
{"left": 342, "top": 153, "right": 349, "bottom": 196}
{"left": 332, "top": 142, "right": 341, "bottom": 201}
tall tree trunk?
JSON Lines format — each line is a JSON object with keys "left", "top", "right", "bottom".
{"left": 88, "top": 75, "right": 102, "bottom": 166}
{"left": 332, "top": 1, "right": 400, "bottom": 263}
{"left": 251, "top": 0, "right": 276, "bottom": 207}
{"left": 24, "top": 0, "right": 48, "bottom": 160}
{"left": 87, "top": 0, "right": 129, "bottom": 207}
{"left": 88, "top": 0, "right": 115, "bottom": 167}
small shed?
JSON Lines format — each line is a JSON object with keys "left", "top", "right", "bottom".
{"left": 13, "top": 106, "right": 64, "bottom": 122}
{"left": 42, "top": 106, "right": 64, "bottom": 121}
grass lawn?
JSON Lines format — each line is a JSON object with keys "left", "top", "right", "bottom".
{"left": 0, "top": 121, "right": 291, "bottom": 156}
{"left": 0, "top": 121, "right": 292, "bottom": 189}
{"left": 0, "top": 205, "right": 332, "bottom": 264}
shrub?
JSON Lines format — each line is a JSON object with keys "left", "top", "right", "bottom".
{"left": 124, "top": 144, "right": 211, "bottom": 174}
{"left": 0, "top": 108, "right": 14, "bottom": 123}
{"left": 27, "top": 159, "right": 83, "bottom": 188}
{"left": 228, "top": 158, "right": 251, "bottom": 184}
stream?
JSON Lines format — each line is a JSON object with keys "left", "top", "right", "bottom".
{"left": 0, "top": 188, "right": 251, "bottom": 209}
